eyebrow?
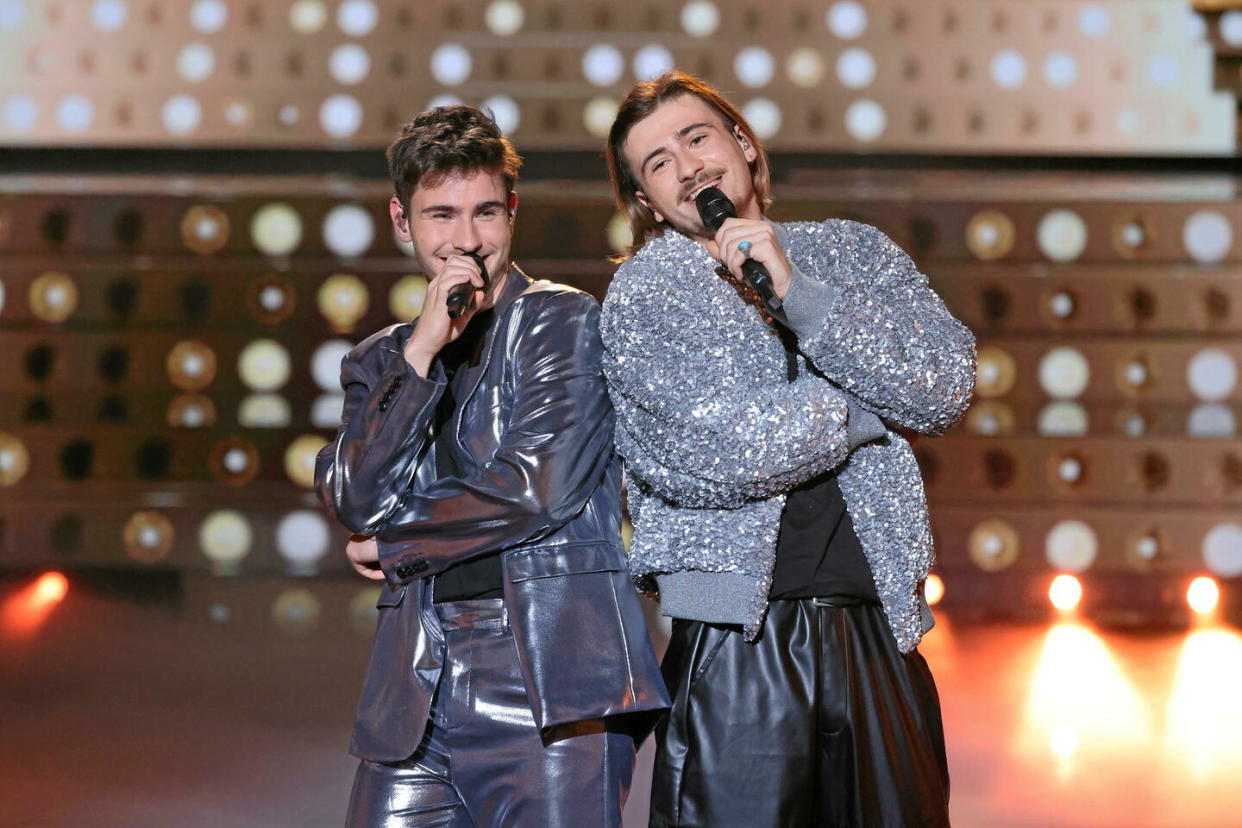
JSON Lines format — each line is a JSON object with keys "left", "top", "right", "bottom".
{"left": 639, "top": 121, "right": 714, "bottom": 174}
{"left": 420, "top": 200, "right": 507, "bottom": 216}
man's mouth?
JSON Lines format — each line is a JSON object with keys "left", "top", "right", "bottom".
{"left": 684, "top": 176, "right": 722, "bottom": 203}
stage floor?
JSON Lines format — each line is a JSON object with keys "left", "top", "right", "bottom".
{"left": 3, "top": 576, "right": 1240, "bottom": 828}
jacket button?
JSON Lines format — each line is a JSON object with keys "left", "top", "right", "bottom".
{"left": 395, "top": 564, "right": 413, "bottom": 578}
{"left": 411, "top": 560, "right": 429, "bottom": 573}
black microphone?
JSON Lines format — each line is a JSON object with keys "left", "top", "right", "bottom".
{"left": 445, "top": 252, "right": 488, "bottom": 319}
{"left": 694, "top": 186, "right": 782, "bottom": 313}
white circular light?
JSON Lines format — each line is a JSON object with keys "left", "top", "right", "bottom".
{"left": 1038, "top": 402, "right": 1089, "bottom": 437}
{"left": 190, "top": 0, "right": 227, "bottom": 33}
{"left": 1221, "top": 11, "right": 1242, "bottom": 46}
{"left": 583, "top": 44, "right": 625, "bottom": 86}
{"left": 1182, "top": 210, "right": 1232, "bottom": 264}
{"left": 238, "top": 339, "right": 292, "bottom": 391}
{"left": 1037, "top": 209, "right": 1088, "bottom": 262}
{"left": 176, "top": 43, "right": 215, "bottom": 83}
{"left": 199, "top": 510, "right": 252, "bottom": 572}
{"left": 1057, "top": 457, "right": 1082, "bottom": 483}
{"left": 1046, "top": 520, "right": 1098, "bottom": 572}
{"left": 1048, "top": 291, "right": 1075, "bottom": 318}
{"left": 3, "top": 95, "right": 37, "bottom": 131}
{"left": 431, "top": 44, "right": 472, "bottom": 86}
{"left": 0, "top": 1, "right": 24, "bottom": 30}
{"left": 1079, "top": 4, "right": 1110, "bottom": 37}
{"left": 251, "top": 203, "right": 302, "bottom": 256}
{"left": 1203, "top": 524, "right": 1242, "bottom": 576}
{"left": 290, "top": 0, "right": 327, "bottom": 33}
{"left": 312, "top": 339, "right": 354, "bottom": 392}
{"left": 57, "top": 95, "right": 93, "bottom": 133}
{"left": 222, "top": 447, "right": 249, "bottom": 473}
{"left": 330, "top": 43, "right": 370, "bottom": 85}
{"left": 680, "top": 0, "right": 720, "bottom": 38}
{"left": 312, "top": 393, "right": 346, "bottom": 428}
{"left": 1043, "top": 52, "right": 1077, "bottom": 88}
{"left": 990, "top": 50, "right": 1027, "bottom": 89}
{"left": 162, "top": 95, "right": 202, "bottom": 135}
{"left": 1187, "top": 348, "right": 1237, "bottom": 401}
{"left": 485, "top": 0, "right": 524, "bottom": 36}
{"left": 1185, "top": 11, "right": 1208, "bottom": 41}
{"left": 1187, "top": 403, "right": 1236, "bottom": 438}
{"left": 606, "top": 212, "right": 633, "bottom": 256}
{"left": 1147, "top": 55, "right": 1178, "bottom": 88}
{"left": 320, "top": 94, "right": 362, "bottom": 138}
{"left": 734, "top": 46, "right": 775, "bottom": 88}
{"left": 1123, "top": 360, "right": 1148, "bottom": 387}
{"left": 238, "top": 393, "right": 291, "bottom": 428}
{"left": 91, "top": 0, "right": 127, "bottom": 31}
{"left": 277, "top": 510, "right": 330, "bottom": 575}
{"left": 482, "top": 95, "right": 519, "bottom": 134}
{"left": 633, "top": 44, "right": 674, "bottom": 81}
{"left": 827, "top": 1, "right": 867, "bottom": 39}
{"left": 1136, "top": 534, "right": 1159, "bottom": 559}
{"left": 1120, "top": 221, "right": 1145, "bottom": 248}
{"left": 845, "top": 99, "right": 886, "bottom": 142}
{"left": 741, "top": 98, "right": 781, "bottom": 141}
{"left": 337, "top": 0, "right": 378, "bottom": 36}
{"left": 390, "top": 274, "right": 428, "bottom": 319}
{"left": 1039, "top": 347, "right": 1090, "bottom": 399}
{"left": 583, "top": 96, "right": 618, "bottom": 138}
{"left": 323, "top": 204, "right": 374, "bottom": 258}
{"left": 787, "top": 48, "right": 825, "bottom": 88}
{"left": 278, "top": 104, "right": 299, "bottom": 126}
{"left": 836, "top": 47, "right": 876, "bottom": 89}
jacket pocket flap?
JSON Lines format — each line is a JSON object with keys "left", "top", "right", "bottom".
{"left": 375, "top": 584, "right": 407, "bottom": 608}
{"left": 505, "top": 543, "right": 622, "bottom": 582}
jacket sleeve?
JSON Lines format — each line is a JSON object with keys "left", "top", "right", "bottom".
{"left": 780, "top": 221, "right": 976, "bottom": 435}
{"left": 374, "top": 294, "right": 617, "bottom": 585}
{"left": 314, "top": 334, "right": 447, "bottom": 537}
{"left": 600, "top": 261, "right": 885, "bottom": 510}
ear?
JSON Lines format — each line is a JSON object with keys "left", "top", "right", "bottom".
{"left": 389, "top": 196, "right": 412, "bottom": 243}
{"left": 733, "top": 126, "right": 757, "bottom": 163}
{"left": 507, "top": 191, "right": 518, "bottom": 221}
{"left": 635, "top": 190, "right": 665, "bottom": 224}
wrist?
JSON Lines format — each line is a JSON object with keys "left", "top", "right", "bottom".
{"left": 402, "top": 340, "right": 436, "bottom": 376}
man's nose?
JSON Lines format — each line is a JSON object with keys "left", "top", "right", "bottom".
{"left": 452, "top": 220, "right": 482, "bottom": 253}
{"left": 675, "top": 150, "right": 703, "bottom": 183}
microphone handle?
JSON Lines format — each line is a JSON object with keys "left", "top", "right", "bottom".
{"left": 445, "top": 253, "right": 488, "bottom": 319}
{"left": 741, "top": 258, "right": 783, "bottom": 313}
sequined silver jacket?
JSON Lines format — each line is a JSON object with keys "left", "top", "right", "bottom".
{"left": 600, "top": 220, "right": 976, "bottom": 652}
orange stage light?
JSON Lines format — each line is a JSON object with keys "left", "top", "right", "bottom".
{"left": 1049, "top": 574, "right": 1083, "bottom": 612}
{"left": 2, "top": 571, "right": 69, "bottom": 637}
{"left": 925, "top": 573, "right": 945, "bottom": 607}
{"left": 1186, "top": 577, "right": 1220, "bottom": 615}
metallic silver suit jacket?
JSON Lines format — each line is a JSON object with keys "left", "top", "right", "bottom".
{"left": 316, "top": 269, "right": 669, "bottom": 763}
{"left": 600, "top": 221, "right": 976, "bottom": 652}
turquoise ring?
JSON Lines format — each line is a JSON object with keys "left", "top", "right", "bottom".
{"left": 738, "top": 240, "right": 753, "bottom": 257}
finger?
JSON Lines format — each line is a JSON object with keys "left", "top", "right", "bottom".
{"left": 352, "top": 561, "right": 387, "bottom": 580}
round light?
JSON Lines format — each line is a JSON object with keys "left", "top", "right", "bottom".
{"left": 0, "top": 1, "right": 24, "bottom": 30}
{"left": 1220, "top": 11, "right": 1242, "bottom": 47}
{"left": 1037, "top": 209, "right": 1088, "bottom": 262}
{"left": 162, "top": 95, "right": 202, "bottom": 135}
{"left": 123, "top": 511, "right": 174, "bottom": 564}
{"left": 1116, "top": 110, "right": 1139, "bottom": 137}
{"left": 1187, "top": 403, "right": 1236, "bottom": 438}
{"left": 390, "top": 274, "right": 428, "bottom": 320}
{"left": 1038, "top": 402, "right": 1089, "bottom": 437}
{"left": 276, "top": 510, "right": 330, "bottom": 576}
{"left": 278, "top": 104, "right": 300, "bottom": 127}
{"left": 1187, "top": 348, "right": 1237, "bottom": 401}
{"left": 312, "top": 393, "right": 346, "bottom": 428}
{"left": 1182, "top": 210, "right": 1232, "bottom": 264}
{"left": 1185, "top": 11, "right": 1208, "bottom": 41}
{"left": 285, "top": 434, "right": 328, "bottom": 488}
{"left": 965, "top": 401, "right": 1014, "bottom": 436}
{"left": 289, "top": 0, "right": 327, "bottom": 33}
{"left": 1047, "top": 291, "right": 1075, "bottom": 319}
{"left": 968, "top": 519, "right": 1019, "bottom": 571}
{"left": 312, "top": 339, "right": 354, "bottom": 392}
{"left": 238, "top": 393, "right": 291, "bottom": 428}
{"left": 350, "top": 586, "right": 383, "bottom": 635}
{"left": 583, "top": 43, "right": 624, "bottom": 87}
{"left": 632, "top": 44, "right": 674, "bottom": 81}
{"left": 168, "top": 393, "right": 216, "bottom": 428}
{"left": 1079, "top": 4, "right": 1110, "bottom": 37}
{"left": 336, "top": 0, "right": 378, "bottom": 36}
{"left": 1121, "top": 358, "right": 1149, "bottom": 389}
{"left": 965, "top": 210, "right": 1016, "bottom": 260}
{"left": 318, "top": 273, "right": 369, "bottom": 331}
{"left": 1146, "top": 55, "right": 1178, "bottom": 88}
{"left": 1048, "top": 574, "right": 1083, "bottom": 611}
{"left": 3, "top": 95, "right": 37, "bottom": 131}
{"left": 322, "top": 204, "right": 374, "bottom": 259}
{"left": 844, "top": 99, "right": 886, "bottom": 142}
{"left": 329, "top": 44, "right": 370, "bottom": 85}
{"left": 741, "top": 98, "right": 781, "bottom": 141}
{"left": 1057, "top": 457, "right": 1083, "bottom": 484}
{"left": 734, "top": 46, "right": 775, "bottom": 88}
{"left": 180, "top": 204, "right": 229, "bottom": 255}
{"left": 199, "top": 510, "right": 252, "bottom": 574}
{"left": 1038, "top": 347, "right": 1090, "bottom": 399}
{"left": 431, "top": 44, "right": 472, "bottom": 86}
{"left": 836, "top": 47, "right": 876, "bottom": 89}
{"left": 1187, "top": 577, "right": 1220, "bottom": 615}
{"left": 827, "top": 1, "right": 867, "bottom": 39}
{"left": 583, "top": 96, "right": 618, "bottom": 138}
{"left": 990, "top": 50, "right": 1027, "bottom": 89}
{"left": 1120, "top": 410, "right": 1147, "bottom": 437}
{"left": 925, "top": 574, "right": 944, "bottom": 606}
{"left": 787, "top": 48, "right": 825, "bottom": 88}
{"left": 1046, "top": 521, "right": 1097, "bottom": 572}
{"left": 482, "top": 95, "right": 519, "bottom": 134}
{"left": 1203, "top": 524, "right": 1242, "bottom": 576}
{"left": 250, "top": 202, "right": 302, "bottom": 257}
{"left": 166, "top": 341, "right": 217, "bottom": 390}
{"left": 29, "top": 271, "right": 79, "bottom": 323}
{"left": 56, "top": 95, "right": 93, "bottom": 133}
{"left": 680, "top": 0, "right": 720, "bottom": 38}
{"left": 1043, "top": 52, "right": 1077, "bottom": 88}
{"left": 606, "top": 212, "right": 633, "bottom": 256}
{"left": 0, "top": 432, "right": 31, "bottom": 487}
{"left": 177, "top": 43, "right": 215, "bottom": 83}
{"left": 320, "top": 94, "right": 362, "bottom": 138}
{"left": 238, "top": 339, "right": 291, "bottom": 391}
{"left": 272, "top": 588, "right": 322, "bottom": 635}
{"left": 190, "top": 0, "right": 227, "bottom": 33}
{"left": 485, "top": 0, "right": 524, "bottom": 36}
{"left": 91, "top": 0, "right": 127, "bottom": 31}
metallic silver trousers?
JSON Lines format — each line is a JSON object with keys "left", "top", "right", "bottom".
{"left": 345, "top": 599, "right": 637, "bottom": 827}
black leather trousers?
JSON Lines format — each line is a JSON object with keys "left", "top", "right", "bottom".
{"left": 650, "top": 598, "right": 950, "bottom": 828}
{"left": 345, "top": 599, "right": 637, "bottom": 827}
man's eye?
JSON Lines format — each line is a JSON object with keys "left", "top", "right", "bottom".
{"left": 652, "top": 159, "right": 667, "bottom": 172}
{"left": 690, "top": 134, "right": 705, "bottom": 146}
{"left": 479, "top": 208, "right": 501, "bottom": 218}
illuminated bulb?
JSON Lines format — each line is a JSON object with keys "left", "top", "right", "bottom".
{"left": 389, "top": 275, "right": 428, "bottom": 321}
{"left": 1187, "top": 577, "right": 1220, "bottom": 615}
{"left": 1124, "top": 360, "right": 1148, "bottom": 387}
{"left": 925, "top": 573, "right": 945, "bottom": 606}
{"left": 1048, "top": 292, "right": 1075, "bottom": 318}
{"left": 34, "top": 572, "right": 69, "bottom": 604}
{"left": 1057, "top": 457, "right": 1082, "bottom": 483}
{"left": 1136, "top": 534, "right": 1159, "bottom": 560}
{"left": 1049, "top": 574, "right": 1083, "bottom": 611}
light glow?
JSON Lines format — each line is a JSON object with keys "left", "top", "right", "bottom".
{"left": 1187, "top": 577, "right": 1220, "bottom": 615}
{"left": 1049, "top": 574, "right": 1083, "bottom": 612}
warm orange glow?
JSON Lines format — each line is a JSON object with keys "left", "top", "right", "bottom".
{"left": 34, "top": 572, "right": 69, "bottom": 604}
{"left": 925, "top": 573, "right": 945, "bottom": 606}
{"left": 1163, "top": 628, "right": 1242, "bottom": 783}
{"left": 2, "top": 571, "right": 70, "bottom": 637}
{"left": 1049, "top": 574, "right": 1082, "bottom": 611}
{"left": 1186, "top": 577, "right": 1220, "bottom": 615}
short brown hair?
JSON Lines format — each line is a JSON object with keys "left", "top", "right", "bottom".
{"left": 387, "top": 105, "right": 522, "bottom": 214}
{"left": 606, "top": 71, "right": 772, "bottom": 258}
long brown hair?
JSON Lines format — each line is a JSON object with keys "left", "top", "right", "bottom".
{"left": 606, "top": 71, "right": 772, "bottom": 259}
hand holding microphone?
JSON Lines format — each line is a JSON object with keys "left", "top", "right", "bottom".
{"left": 694, "top": 187, "right": 788, "bottom": 313}
{"left": 446, "top": 251, "right": 489, "bottom": 319}
{"left": 403, "top": 252, "right": 488, "bottom": 375}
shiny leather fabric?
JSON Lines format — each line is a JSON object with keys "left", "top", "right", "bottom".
{"left": 650, "top": 599, "right": 950, "bottom": 828}
{"left": 316, "top": 269, "right": 668, "bottom": 763}
{"left": 346, "top": 600, "right": 637, "bottom": 827}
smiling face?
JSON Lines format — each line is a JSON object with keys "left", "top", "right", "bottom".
{"left": 389, "top": 168, "right": 517, "bottom": 304}
{"left": 621, "top": 94, "right": 760, "bottom": 241}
